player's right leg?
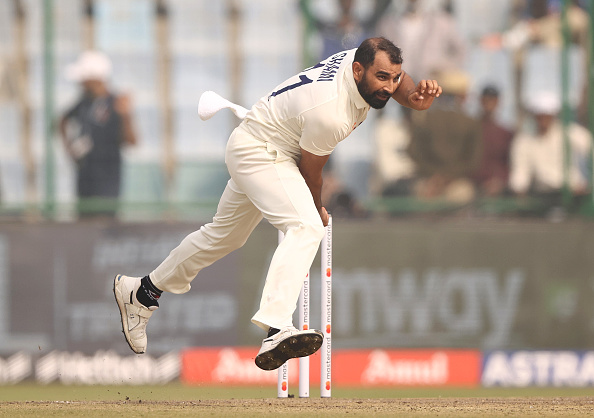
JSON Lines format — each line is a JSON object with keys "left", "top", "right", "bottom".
{"left": 149, "top": 181, "right": 263, "bottom": 294}
{"left": 225, "top": 125, "right": 326, "bottom": 369}
{"left": 114, "top": 180, "right": 263, "bottom": 354}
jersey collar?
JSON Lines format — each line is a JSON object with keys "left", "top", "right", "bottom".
{"left": 345, "top": 61, "right": 369, "bottom": 110}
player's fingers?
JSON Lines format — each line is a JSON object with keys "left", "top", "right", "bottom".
{"left": 418, "top": 79, "right": 427, "bottom": 93}
{"left": 435, "top": 85, "right": 442, "bottom": 97}
{"left": 432, "top": 80, "right": 440, "bottom": 94}
{"left": 425, "top": 80, "right": 438, "bottom": 95}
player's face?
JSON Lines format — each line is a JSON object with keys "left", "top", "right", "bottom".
{"left": 355, "top": 51, "right": 402, "bottom": 109}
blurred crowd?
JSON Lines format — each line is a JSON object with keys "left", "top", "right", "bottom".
{"left": 306, "top": 0, "right": 593, "bottom": 219}
{"left": 0, "top": 0, "right": 592, "bottom": 221}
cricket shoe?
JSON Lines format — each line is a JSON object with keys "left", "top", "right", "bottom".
{"left": 113, "top": 274, "right": 157, "bottom": 354}
{"left": 255, "top": 326, "right": 324, "bottom": 371}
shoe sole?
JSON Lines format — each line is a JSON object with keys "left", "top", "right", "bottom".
{"left": 113, "top": 274, "right": 144, "bottom": 354}
{"left": 255, "top": 332, "right": 324, "bottom": 371}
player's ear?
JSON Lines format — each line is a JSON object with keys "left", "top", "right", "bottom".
{"left": 352, "top": 62, "right": 364, "bottom": 83}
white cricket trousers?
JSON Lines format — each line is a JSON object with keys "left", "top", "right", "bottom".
{"left": 149, "top": 123, "right": 325, "bottom": 331}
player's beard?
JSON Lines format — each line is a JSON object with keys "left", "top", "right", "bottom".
{"left": 356, "top": 71, "right": 391, "bottom": 109}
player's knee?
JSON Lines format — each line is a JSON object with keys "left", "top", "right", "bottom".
{"left": 231, "top": 235, "right": 250, "bottom": 251}
{"left": 297, "top": 220, "right": 325, "bottom": 243}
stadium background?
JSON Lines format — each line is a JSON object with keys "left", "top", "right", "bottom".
{"left": 1, "top": 0, "right": 594, "bottom": 391}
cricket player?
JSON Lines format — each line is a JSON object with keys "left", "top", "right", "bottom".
{"left": 114, "top": 37, "right": 441, "bottom": 370}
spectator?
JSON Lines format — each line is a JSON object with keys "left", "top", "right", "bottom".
{"left": 407, "top": 70, "right": 482, "bottom": 204}
{"left": 379, "top": 0, "right": 467, "bottom": 82}
{"left": 473, "top": 85, "right": 515, "bottom": 197}
{"left": 509, "top": 91, "right": 592, "bottom": 202}
{"left": 59, "top": 50, "right": 138, "bottom": 218}
{"left": 373, "top": 109, "right": 417, "bottom": 197}
{"left": 482, "top": 0, "right": 589, "bottom": 51}
{"left": 300, "top": 0, "right": 392, "bottom": 60}
{"left": 481, "top": 0, "right": 590, "bottom": 123}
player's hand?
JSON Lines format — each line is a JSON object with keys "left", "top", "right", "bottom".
{"left": 408, "top": 80, "right": 441, "bottom": 111}
{"left": 319, "top": 206, "right": 329, "bottom": 227}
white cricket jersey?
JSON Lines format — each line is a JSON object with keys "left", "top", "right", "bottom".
{"left": 242, "top": 48, "right": 370, "bottom": 161}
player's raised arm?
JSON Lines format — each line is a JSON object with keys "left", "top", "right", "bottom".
{"left": 392, "top": 71, "right": 442, "bottom": 111}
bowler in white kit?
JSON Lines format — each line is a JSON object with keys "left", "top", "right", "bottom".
{"left": 113, "top": 37, "right": 442, "bottom": 370}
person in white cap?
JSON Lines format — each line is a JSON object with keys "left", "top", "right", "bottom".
{"left": 114, "top": 37, "right": 442, "bottom": 370}
{"left": 509, "top": 91, "right": 592, "bottom": 202}
{"left": 59, "top": 50, "right": 137, "bottom": 217}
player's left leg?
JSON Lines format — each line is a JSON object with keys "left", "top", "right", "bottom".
{"left": 245, "top": 157, "right": 325, "bottom": 369}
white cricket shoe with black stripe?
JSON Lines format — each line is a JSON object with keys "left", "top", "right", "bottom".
{"left": 113, "top": 274, "right": 156, "bottom": 354}
{"left": 255, "top": 326, "right": 324, "bottom": 371}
